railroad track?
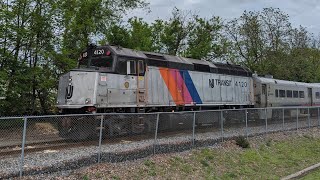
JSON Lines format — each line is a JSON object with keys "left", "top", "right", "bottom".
{"left": 0, "top": 127, "right": 210, "bottom": 157}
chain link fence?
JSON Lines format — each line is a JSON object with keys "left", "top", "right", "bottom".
{"left": 0, "top": 106, "right": 319, "bottom": 178}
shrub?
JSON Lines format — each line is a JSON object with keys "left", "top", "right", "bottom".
{"left": 235, "top": 136, "right": 250, "bottom": 148}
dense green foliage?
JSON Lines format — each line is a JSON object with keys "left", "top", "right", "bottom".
{"left": 0, "top": 0, "right": 146, "bottom": 115}
{"left": 1, "top": 2, "right": 320, "bottom": 115}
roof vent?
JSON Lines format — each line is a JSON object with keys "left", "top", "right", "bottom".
{"left": 144, "top": 53, "right": 166, "bottom": 60}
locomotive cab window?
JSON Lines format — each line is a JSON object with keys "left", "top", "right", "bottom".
{"left": 90, "top": 56, "right": 113, "bottom": 69}
{"left": 316, "top": 92, "right": 320, "bottom": 99}
{"left": 127, "top": 60, "right": 136, "bottom": 75}
{"left": 275, "top": 89, "right": 278, "bottom": 97}
{"left": 293, "top": 91, "right": 298, "bottom": 98}
{"left": 126, "top": 60, "right": 145, "bottom": 76}
{"left": 78, "top": 48, "right": 114, "bottom": 71}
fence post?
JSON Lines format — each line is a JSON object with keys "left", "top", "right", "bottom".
{"left": 296, "top": 108, "right": 299, "bottom": 131}
{"left": 192, "top": 112, "right": 196, "bottom": 147}
{"left": 153, "top": 113, "right": 159, "bottom": 155}
{"left": 19, "top": 117, "right": 27, "bottom": 177}
{"left": 220, "top": 110, "right": 224, "bottom": 142}
{"left": 265, "top": 108, "right": 268, "bottom": 134}
{"left": 282, "top": 108, "right": 285, "bottom": 131}
{"left": 245, "top": 109, "right": 248, "bottom": 139}
{"left": 318, "top": 107, "right": 320, "bottom": 128}
{"left": 308, "top": 108, "right": 310, "bottom": 128}
{"left": 98, "top": 115, "right": 104, "bottom": 163}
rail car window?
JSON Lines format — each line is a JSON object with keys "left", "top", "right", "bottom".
{"left": 279, "top": 90, "right": 285, "bottom": 97}
{"left": 316, "top": 92, "right": 320, "bottom": 99}
{"left": 262, "top": 84, "right": 266, "bottom": 95}
{"left": 293, "top": 91, "right": 298, "bottom": 98}
{"left": 286, "top": 90, "right": 292, "bottom": 98}
{"left": 299, "top": 91, "right": 305, "bottom": 98}
{"left": 275, "top": 89, "right": 279, "bottom": 97}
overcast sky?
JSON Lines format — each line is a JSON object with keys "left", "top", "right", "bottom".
{"left": 126, "top": 0, "right": 320, "bottom": 35}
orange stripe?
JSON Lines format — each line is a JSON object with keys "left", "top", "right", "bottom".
{"left": 159, "top": 68, "right": 184, "bottom": 105}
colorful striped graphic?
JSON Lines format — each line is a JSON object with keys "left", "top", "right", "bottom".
{"left": 159, "top": 68, "right": 202, "bottom": 105}
{"left": 180, "top": 70, "right": 202, "bottom": 104}
{"left": 170, "top": 69, "right": 193, "bottom": 104}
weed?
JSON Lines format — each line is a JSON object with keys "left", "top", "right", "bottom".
{"left": 180, "top": 163, "right": 192, "bottom": 173}
{"left": 223, "top": 172, "right": 237, "bottom": 179}
{"left": 111, "top": 175, "right": 120, "bottom": 180}
{"left": 82, "top": 175, "right": 89, "bottom": 180}
{"left": 200, "top": 148, "right": 215, "bottom": 160}
{"left": 143, "top": 159, "right": 156, "bottom": 176}
{"left": 303, "top": 134, "right": 314, "bottom": 139}
{"left": 200, "top": 159, "right": 209, "bottom": 167}
{"left": 144, "top": 159, "right": 155, "bottom": 167}
{"left": 235, "top": 136, "right": 250, "bottom": 148}
{"left": 95, "top": 173, "right": 102, "bottom": 178}
{"left": 266, "top": 139, "right": 272, "bottom": 147}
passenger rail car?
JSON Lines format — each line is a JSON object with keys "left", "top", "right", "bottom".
{"left": 254, "top": 76, "right": 320, "bottom": 108}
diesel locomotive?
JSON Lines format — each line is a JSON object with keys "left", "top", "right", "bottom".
{"left": 56, "top": 44, "right": 320, "bottom": 139}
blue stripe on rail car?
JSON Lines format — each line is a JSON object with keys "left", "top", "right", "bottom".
{"left": 179, "top": 70, "right": 202, "bottom": 104}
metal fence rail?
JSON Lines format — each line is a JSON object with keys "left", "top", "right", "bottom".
{"left": 0, "top": 106, "right": 319, "bottom": 178}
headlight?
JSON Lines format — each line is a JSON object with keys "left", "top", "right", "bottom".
{"left": 85, "top": 98, "right": 91, "bottom": 104}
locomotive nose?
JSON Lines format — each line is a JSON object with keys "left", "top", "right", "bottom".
{"left": 56, "top": 71, "right": 97, "bottom": 111}
{"left": 66, "top": 78, "right": 73, "bottom": 100}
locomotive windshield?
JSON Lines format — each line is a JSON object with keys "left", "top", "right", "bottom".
{"left": 90, "top": 56, "right": 113, "bottom": 68}
{"left": 78, "top": 47, "right": 114, "bottom": 70}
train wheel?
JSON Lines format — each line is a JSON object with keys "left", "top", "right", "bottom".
{"left": 58, "top": 117, "right": 72, "bottom": 138}
{"left": 131, "top": 116, "right": 150, "bottom": 134}
{"left": 58, "top": 117, "right": 96, "bottom": 141}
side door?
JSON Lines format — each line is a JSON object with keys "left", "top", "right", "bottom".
{"left": 308, "top": 88, "right": 313, "bottom": 106}
{"left": 127, "top": 60, "right": 146, "bottom": 106}
{"left": 261, "top": 84, "right": 268, "bottom": 107}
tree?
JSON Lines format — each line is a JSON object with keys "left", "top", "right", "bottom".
{"left": 0, "top": 0, "right": 147, "bottom": 116}
{"left": 160, "top": 8, "right": 194, "bottom": 55}
{"left": 225, "top": 10, "right": 265, "bottom": 71}
{"left": 184, "top": 16, "right": 225, "bottom": 60}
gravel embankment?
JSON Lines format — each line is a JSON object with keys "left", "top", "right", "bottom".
{"left": 0, "top": 119, "right": 318, "bottom": 179}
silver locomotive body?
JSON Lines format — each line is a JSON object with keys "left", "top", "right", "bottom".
{"left": 56, "top": 45, "right": 254, "bottom": 114}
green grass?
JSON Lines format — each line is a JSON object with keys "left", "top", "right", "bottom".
{"left": 143, "top": 159, "right": 157, "bottom": 176}
{"left": 71, "top": 131, "right": 320, "bottom": 179}
{"left": 300, "top": 169, "right": 320, "bottom": 180}
{"left": 139, "top": 135, "right": 320, "bottom": 179}
{"left": 204, "top": 137, "right": 320, "bottom": 179}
